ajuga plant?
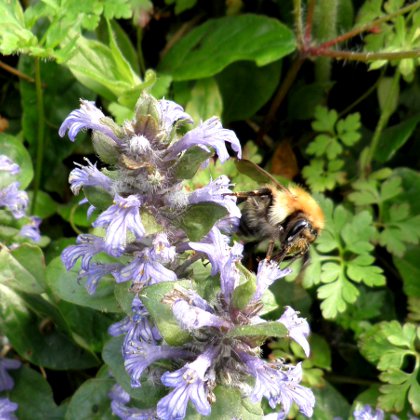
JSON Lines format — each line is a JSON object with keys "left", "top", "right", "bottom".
{"left": 59, "top": 92, "right": 315, "bottom": 419}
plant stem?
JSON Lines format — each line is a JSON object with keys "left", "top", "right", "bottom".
{"left": 0, "top": 60, "right": 35, "bottom": 83}
{"left": 304, "top": 0, "right": 316, "bottom": 42}
{"left": 293, "top": 0, "right": 304, "bottom": 47}
{"left": 317, "top": 1, "right": 420, "bottom": 50}
{"left": 314, "top": 0, "right": 338, "bottom": 82}
{"left": 363, "top": 72, "right": 400, "bottom": 175}
{"left": 31, "top": 57, "right": 45, "bottom": 214}
{"left": 311, "top": 48, "right": 420, "bottom": 61}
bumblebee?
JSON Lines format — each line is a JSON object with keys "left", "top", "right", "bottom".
{"left": 230, "top": 159, "right": 324, "bottom": 263}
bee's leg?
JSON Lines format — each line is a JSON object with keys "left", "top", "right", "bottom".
{"left": 271, "top": 247, "right": 288, "bottom": 264}
{"left": 223, "top": 188, "right": 273, "bottom": 199}
{"left": 265, "top": 239, "right": 276, "bottom": 260}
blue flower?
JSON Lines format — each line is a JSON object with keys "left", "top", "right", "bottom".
{"left": 188, "top": 175, "right": 241, "bottom": 219}
{"left": 189, "top": 226, "right": 231, "bottom": 276}
{"left": 165, "top": 117, "right": 242, "bottom": 163}
{"left": 19, "top": 216, "right": 42, "bottom": 242}
{"left": 156, "top": 347, "right": 217, "bottom": 420}
{"left": 157, "top": 99, "right": 193, "bottom": 135}
{"left": 59, "top": 100, "right": 122, "bottom": 143}
{"left": 0, "top": 182, "right": 28, "bottom": 219}
{"left": 108, "top": 295, "right": 161, "bottom": 346}
{"left": 78, "top": 262, "right": 122, "bottom": 294}
{"left": 113, "top": 249, "right": 177, "bottom": 286}
{"left": 279, "top": 307, "right": 311, "bottom": 357}
{"left": 124, "top": 340, "right": 191, "bottom": 388}
{"left": 109, "top": 384, "right": 157, "bottom": 420}
{"left": 69, "top": 159, "right": 114, "bottom": 195}
{"left": 219, "top": 242, "right": 244, "bottom": 303}
{"left": 241, "top": 353, "right": 315, "bottom": 419}
{"left": 353, "top": 404, "right": 384, "bottom": 420}
{"left": 0, "top": 155, "right": 20, "bottom": 175}
{"left": 0, "top": 397, "right": 18, "bottom": 420}
{"left": 61, "top": 234, "right": 108, "bottom": 271}
{"left": 93, "top": 194, "right": 145, "bottom": 256}
{"left": 0, "top": 357, "right": 21, "bottom": 392}
{"left": 252, "top": 259, "right": 291, "bottom": 302}
{"left": 172, "top": 298, "right": 230, "bottom": 331}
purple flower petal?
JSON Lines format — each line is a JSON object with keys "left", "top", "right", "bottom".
{"left": 157, "top": 347, "right": 217, "bottom": 420}
{"left": 279, "top": 307, "right": 311, "bottom": 357}
{"left": 353, "top": 404, "right": 384, "bottom": 420}
{"left": 188, "top": 175, "right": 241, "bottom": 219}
{"left": 0, "top": 155, "right": 20, "bottom": 175}
{"left": 69, "top": 159, "right": 113, "bottom": 195}
{"left": 19, "top": 216, "right": 42, "bottom": 242}
{"left": 253, "top": 259, "right": 291, "bottom": 302}
{"left": 93, "top": 194, "right": 145, "bottom": 256}
{"left": 0, "top": 182, "right": 28, "bottom": 219}
{"left": 59, "top": 100, "right": 121, "bottom": 143}
{"left": 0, "top": 397, "right": 18, "bottom": 420}
{"left": 165, "top": 117, "right": 242, "bottom": 163}
{"left": 0, "top": 357, "right": 21, "bottom": 392}
{"left": 172, "top": 299, "right": 230, "bottom": 331}
{"left": 124, "top": 340, "right": 190, "bottom": 388}
{"left": 158, "top": 99, "right": 193, "bottom": 135}
{"left": 61, "top": 234, "right": 107, "bottom": 271}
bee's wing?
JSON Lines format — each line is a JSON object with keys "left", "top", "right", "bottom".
{"left": 235, "top": 159, "right": 290, "bottom": 193}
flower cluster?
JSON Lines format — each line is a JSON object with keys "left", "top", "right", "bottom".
{"left": 60, "top": 92, "right": 315, "bottom": 419}
{"left": 0, "top": 355, "right": 21, "bottom": 419}
{"left": 0, "top": 155, "right": 41, "bottom": 244}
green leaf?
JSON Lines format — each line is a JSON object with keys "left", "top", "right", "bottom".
{"left": 83, "top": 186, "right": 114, "bottom": 210}
{"left": 185, "top": 77, "right": 222, "bottom": 122}
{"left": 232, "top": 265, "right": 257, "bottom": 310}
{"left": 394, "top": 247, "right": 420, "bottom": 297}
{"left": 64, "top": 35, "right": 141, "bottom": 101}
{"left": 311, "top": 106, "right": 338, "bottom": 133}
{"left": 0, "top": 134, "right": 33, "bottom": 189}
{"left": 46, "top": 257, "right": 120, "bottom": 313}
{"left": 0, "top": 0, "right": 38, "bottom": 55}
{"left": 210, "top": 386, "right": 263, "bottom": 419}
{"left": 346, "top": 255, "right": 385, "bottom": 287}
{"left": 217, "top": 60, "right": 282, "bottom": 123}
{"left": 375, "top": 115, "right": 420, "bottom": 163}
{"left": 309, "top": 382, "right": 351, "bottom": 420}
{"left": 359, "top": 321, "right": 420, "bottom": 414}
{"left": 65, "top": 377, "right": 114, "bottom": 420}
{"left": 141, "top": 281, "right": 191, "bottom": 346}
{"left": 0, "top": 284, "right": 98, "bottom": 369}
{"left": 380, "top": 176, "right": 402, "bottom": 202}
{"left": 9, "top": 365, "right": 65, "bottom": 420}
{"left": 174, "top": 146, "right": 212, "bottom": 180}
{"left": 159, "top": 14, "right": 296, "bottom": 81}
{"left": 341, "top": 211, "right": 375, "bottom": 254}
{"left": 0, "top": 244, "right": 45, "bottom": 294}
{"left": 318, "top": 277, "right": 359, "bottom": 319}
{"left": 227, "top": 322, "right": 288, "bottom": 339}
{"left": 179, "top": 203, "right": 227, "bottom": 241}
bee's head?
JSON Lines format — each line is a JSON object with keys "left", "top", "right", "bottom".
{"left": 283, "top": 218, "right": 318, "bottom": 245}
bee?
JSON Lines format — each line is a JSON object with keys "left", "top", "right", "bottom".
{"left": 229, "top": 159, "right": 324, "bottom": 264}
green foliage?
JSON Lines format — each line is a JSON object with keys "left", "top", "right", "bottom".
{"left": 302, "top": 198, "right": 385, "bottom": 319}
{"left": 303, "top": 106, "right": 361, "bottom": 192}
{"left": 359, "top": 322, "right": 420, "bottom": 414}
{"left": 0, "top": 0, "right": 419, "bottom": 418}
